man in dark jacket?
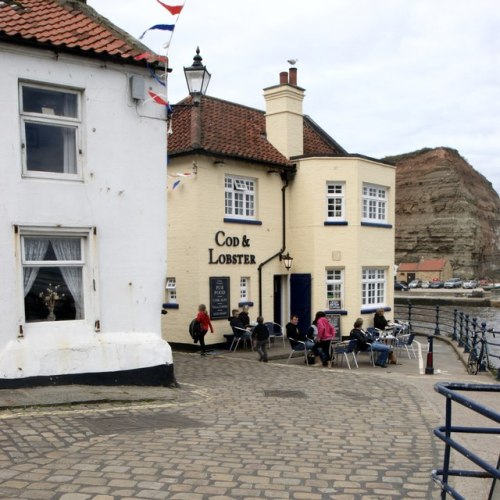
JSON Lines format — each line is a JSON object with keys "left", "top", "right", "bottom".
{"left": 286, "top": 314, "right": 325, "bottom": 364}
{"left": 350, "top": 317, "right": 392, "bottom": 367}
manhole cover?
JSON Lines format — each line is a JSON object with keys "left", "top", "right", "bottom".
{"left": 82, "top": 412, "right": 203, "bottom": 435}
{"left": 264, "top": 390, "right": 306, "bottom": 399}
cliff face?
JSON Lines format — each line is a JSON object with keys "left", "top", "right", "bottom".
{"left": 385, "top": 147, "right": 500, "bottom": 280}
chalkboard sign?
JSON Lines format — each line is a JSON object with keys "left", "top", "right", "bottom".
{"left": 326, "top": 314, "right": 341, "bottom": 337}
{"left": 209, "top": 277, "right": 230, "bottom": 320}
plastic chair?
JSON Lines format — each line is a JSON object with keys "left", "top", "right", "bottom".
{"left": 264, "top": 322, "right": 286, "bottom": 348}
{"left": 286, "top": 337, "right": 310, "bottom": 365}
{"left": 229, "top": 326, "right": 253, "bottom": 351}
{"left": 395, "top": 333, "right": 417, "bottom": 359}
{"left": 332, "top": 339, "right": 358, "bottom": 369}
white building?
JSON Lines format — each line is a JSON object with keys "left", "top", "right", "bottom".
{"left": 0, "top": 0, "right": 174, "bottom": 386}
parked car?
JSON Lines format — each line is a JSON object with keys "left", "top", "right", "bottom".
{"left": 462, "top": 280, "right": 479, "bottom": 289}
{"left": 421, "top": 280, "right": 430, "bottom": 288}
{"left": 429, "top": 280, "right": 444, "bottom": 288}
{"left": 394, "top": 281, "right": 409, "bottom": 291}
{"left": 408, "top": 279, "right": 422, "bottom": 288}
{"left": 444, "top": 278, "right": 463, "bottom": 288}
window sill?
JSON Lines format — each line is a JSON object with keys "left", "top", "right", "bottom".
{"left": 162, "top": 303, "right": 179, "bottom": 309}
{"left": 325, "top": 309, "right": 348, "bottom": 315}
{"left": 324, "top": 221, "right": 348, "bottom": 226}
{"left": 361, "top": 306, "right": 392, "bottom": 314}
{"left": 361, "top": 222, "right": 392, "bottom": 228}
{"left": 238, "top": 301, "right": 254, "bottom": 307}
{"left": 224, "top": 218, "right": 262, "bottom": 225}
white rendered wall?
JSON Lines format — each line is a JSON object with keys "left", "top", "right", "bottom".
{"left": 0, "top": 44, "right": 172, "bottom": 378}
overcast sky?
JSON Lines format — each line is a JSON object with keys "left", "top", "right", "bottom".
{"left": 89, "top": 0, "right": 500, "bottom": 195}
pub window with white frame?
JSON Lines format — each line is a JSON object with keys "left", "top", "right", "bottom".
{"left": 21, "top": 231, "right": 88, "bottom": 322}
{"left": 362, "top": 268, "right": 386, "bottom": 308}
{"left": 225, "top": 175, "right": 256, "bottom": 219}
{"left": 362, "top": 183, "right": 387, "bottom": 223}
{"left": 240, "top": 277, "right": 250, "bottom": 300}
{"left": 20, "top": 82, "right": 82, "bottom": 180}
{"left": 326, "top": 182, "right": 345, "bottom": 220}
{"left": 165, "top": 277, "right": 177, "bottom": 303}
{"left": 326, "top": 268, "right": 343, "bottom": 309}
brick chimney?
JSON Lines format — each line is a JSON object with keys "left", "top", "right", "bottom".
{"left": 263, "top": 68, "right": 304, "bottom": 158}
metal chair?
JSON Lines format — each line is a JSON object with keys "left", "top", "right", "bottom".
{"left": 286, "top": 337, "right": 310, "bottom": 365}
{"left": 264, "top": 322, "right": 286, "bottom": 348}
{"left": 229, "top": 326, "right": 253, "bottom": 351}
{"left": 332, "top": 339, "right": 358, "bottom": 369}
{"left": 395, "top": 333, "right": 417, "bottom": 359}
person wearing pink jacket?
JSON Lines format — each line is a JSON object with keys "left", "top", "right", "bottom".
{"left": 314, "top": 311, "right": 336, "bottom": 367}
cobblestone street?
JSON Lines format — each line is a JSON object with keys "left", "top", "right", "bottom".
{"left": 0, "top": 339, "right": 497, "bottom": 499}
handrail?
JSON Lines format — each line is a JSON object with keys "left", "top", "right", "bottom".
{"left": 431, "top": 382, "right": 500, "bottom": 499}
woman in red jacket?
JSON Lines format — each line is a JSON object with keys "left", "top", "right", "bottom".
{"left": 196, "top": 304, "right": 214, "bottom": 355}
{"left": 315, "top": 311, "right": 336, "bottom": 367}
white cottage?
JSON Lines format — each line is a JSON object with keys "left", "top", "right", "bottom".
{"left": 0, "top": 0, "right": 174, "bottom": 386}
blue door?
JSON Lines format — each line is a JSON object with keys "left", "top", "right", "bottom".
{"left": 290, "top": 273, "right": 312, "bottom": 335}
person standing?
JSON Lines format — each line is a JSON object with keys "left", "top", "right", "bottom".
{"left": 196, "top": 304, "right": 214, "bottom": 355}
{"left": 252, "top": 316, "right": 270, "bottom": 362}
{"left": 315, "top": 311, "right": 336, "bottom": 367}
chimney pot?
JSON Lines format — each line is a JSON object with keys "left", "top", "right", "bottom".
{"left": 279, "top": 71, "right": 288, "bottom": 85}
{"left": 289, "top": 67, "right": 297, "bottom": 85}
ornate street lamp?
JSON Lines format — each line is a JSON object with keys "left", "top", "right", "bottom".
{"left": 184, "top": 47, "right": 211, "bottom": 104}
{"left": 280, "top": 252, "right": 293, "bottom": 271}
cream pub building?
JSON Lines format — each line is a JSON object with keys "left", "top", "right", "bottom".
{"left": 163, "top": 56, "right": 395, "bottom": 346}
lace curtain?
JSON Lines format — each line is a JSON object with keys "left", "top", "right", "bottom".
{"left": 23, "top": 238, "right": 49, "bottom": 297}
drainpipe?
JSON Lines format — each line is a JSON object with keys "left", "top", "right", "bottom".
{"left": 257, "top": 169, "right": 294, "bottom": 316}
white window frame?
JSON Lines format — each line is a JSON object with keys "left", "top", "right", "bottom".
{"left": 19, "top": 82, "right": 83, "bottom": 181}
{"left": 326, "top": 268, "right": 344, "bottom": 309}
{"left": 361, "top": 268, "right": 386, "bottom": 309}
{"left": 240, "top": 277, "right": 250, "bottom": 301}
{"left": 362, "top": 183, "right": 387, "bottom": 223}
{"left": 225, "top": 175, "right": 256, "bottom": 220}
{"left": 165, "top": 277, "right": 177, "bottom": 304}
{"left": 18, "top": 226, "right": 95, "bottom": 328}
{"left": 326, "top": 182, "right": 345, "bottom": 221}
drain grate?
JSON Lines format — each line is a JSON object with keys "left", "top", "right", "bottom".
{"left": 82, "top": 412, "right": 203, "bottom": 435}
{"left": 264, "top": 390, "right": 306, "bottom": 399}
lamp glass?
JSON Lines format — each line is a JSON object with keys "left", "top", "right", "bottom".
{"left": 282, "top": 253, "right": 293, "bottom": 270}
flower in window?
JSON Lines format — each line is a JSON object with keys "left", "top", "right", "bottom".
{"left": 39, "top": 284, "right": 64, "bottom": 310}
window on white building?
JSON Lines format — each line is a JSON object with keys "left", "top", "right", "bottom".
{"left": 21, "top": 232, "right": 88, "bottom": 322}
{"left": 362, "top": 268, "right": 386, "bottom": 309}
{"left": 240, "top": 277, "right": 250, "bottom": 300}
{"left": 362, "top": 184, "right": 387, "bottom": 223}
{"left": 326, "top": 183, "right": 345, "bottom": 220}
{"left": 326, "top": 269, "right": 343, "bottom": 309}
{"left": 225, "top": 175, "right": 256, "bottom": 220}
{"left": 165, "top": 277, "right": 177, "bottom": 303}
{"left": 20, "top": 83, "right": 82, "bottom": 180}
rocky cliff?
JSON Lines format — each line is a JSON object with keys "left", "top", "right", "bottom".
{"left": 384, "top": 147, "right": 500, "bottom": 280}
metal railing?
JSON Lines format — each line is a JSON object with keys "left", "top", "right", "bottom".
{"left": 432, "top": 382, "right": 500, "bottom": 499}
{"left": 394, "top": 303, "right": 500, "bottom": 375}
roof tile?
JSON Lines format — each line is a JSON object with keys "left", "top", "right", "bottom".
{"left": 0, "top": 0, "right": 164, "bottom": 65}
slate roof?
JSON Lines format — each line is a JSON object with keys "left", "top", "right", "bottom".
{"left": 0, "top": 0, "right": 163, "bottom": 65}
{"left": 168, "top": 95, "right": 347, "bottom": 167}
{"left": 398, "top": 259, "right": 448, "bottom": 272}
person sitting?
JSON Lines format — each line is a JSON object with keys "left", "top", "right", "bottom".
{"left": 350, "top": 317, "right": 394, "bottom": 368}
{"left": 229, "top": 309, "right": 252, "bottom": 345}
{"left": 374, "top": 308, "right": 405, "bottom": 335}
{"left": 286, "top": 314, "right": 326, "bottom": 365}
{"left": 238, "top": 305, "right": 251, "bottom": 328}
{"left": 314, "top": 311, "right": 336, "bottom": 367}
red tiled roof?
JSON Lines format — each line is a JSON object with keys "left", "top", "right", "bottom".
{"left": 0, "top": 0, "right": 163, "bottom": 65}
{"left": 398, "top": 259, "right": 448, "bottom": 272}
{"left": 168, "top": 95, "right": 346, "bottom": 167}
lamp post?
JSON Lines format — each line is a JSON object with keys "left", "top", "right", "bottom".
{"left": 280, "top": 252, "right": 293, "bottom": 271}
{"left": 183, "top": 47, "right": 211, "bottom": 104}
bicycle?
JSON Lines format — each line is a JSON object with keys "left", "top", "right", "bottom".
{"left": 467, "top": 328, "right": 496, "bottom": 375}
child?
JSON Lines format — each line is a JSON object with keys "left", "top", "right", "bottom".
{"left": 252, "top": 316, "right": 269, "bottom": 362}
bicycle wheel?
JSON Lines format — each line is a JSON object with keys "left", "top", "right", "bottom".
{"left": 467, "top": 349, "right": 479, "bottom": 375}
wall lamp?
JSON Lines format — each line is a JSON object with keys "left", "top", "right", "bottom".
{"left": 280, "top": 251, "right": 293, "bottom": 271}
{"left": 183, "top": 46, "right": 211, "bottom": 105}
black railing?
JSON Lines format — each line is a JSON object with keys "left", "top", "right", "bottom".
{"left": 394, "top": 303, "right": 500, "bottom": 375}
{"left": 432, "top": 382, "right": 500, "bottom": 499}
